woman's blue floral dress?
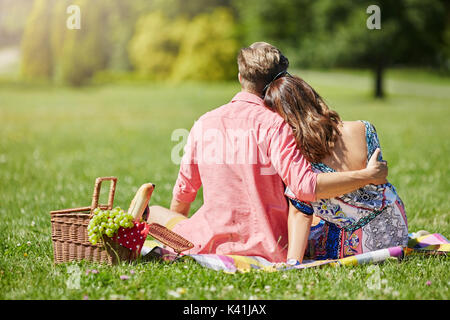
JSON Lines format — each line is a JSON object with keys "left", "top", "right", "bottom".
{"left": 285, "top": 121, "right": 409, "bottom": 259}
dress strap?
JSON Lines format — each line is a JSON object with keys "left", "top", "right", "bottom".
{"left": 360, "top": 120, "right": 383, "bottom": 162}
{"left": 287, "top": 196, "right": 314, "bottom": 215}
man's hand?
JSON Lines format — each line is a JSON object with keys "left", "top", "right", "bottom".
{"left": 366, "top": 148, "right": 388, "bottom": 185}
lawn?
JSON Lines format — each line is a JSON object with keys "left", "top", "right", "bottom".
{"left": 0, "top": 69, "right": 448, "bottom": 300}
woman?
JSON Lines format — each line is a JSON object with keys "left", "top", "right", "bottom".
{"left": 263, "top": 73, "right": 409, "bottom": 265}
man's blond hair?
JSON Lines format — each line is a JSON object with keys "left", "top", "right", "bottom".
{"left": 237, "top": 42, "right": 289, "bottom": 92}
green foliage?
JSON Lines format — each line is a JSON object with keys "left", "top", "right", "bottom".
{"left": 20, "top": 0, "right": 237, "bottom": 85}
{"left": 20, "top": 0, "right": 109, "bottom": 85}
{"left": 58, "top": 0, "right": 110, "bottom": 86}
{"left": 104, "top": 0, "right": 153, "bottom": 71}
{"left": 233, "top": 0, "right": 448, "bottom": 71}
{"left": 20, "top": 0, "right": 54, "bottom": 81}
{"left": 233, "top": 0, "right": 313, "bottom": 46}
{"left": 150, "top": 0, "right": 233, "bottom": 19}
{"left": 17, "top": 0, "right": 449, "bottom": 86}
{"left": 129, "top": 8, "right": 239, "bottom": 81}
{"left": 128, "top": 11, "right": 188, "bottom": 80}
{"left": 172, "top": 8, "right": 239, "bottom": 81}
{"left": 19, "top": 0, "right": 152, "bottom": 85}
{"left": 49, "top": 0, "right": 71, "bottom": 82}
{"left": 441, "top": 26, "right": 450, "bottom": 73}
{"left": 319, "top": 0, "right": 447, "bottom": 69}
{"left": 232, "top": 0, "right": 449, "bottom": 97}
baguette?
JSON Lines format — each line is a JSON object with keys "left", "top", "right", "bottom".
{"left": 128, "top": 183, "right": 155, "bottom": 222}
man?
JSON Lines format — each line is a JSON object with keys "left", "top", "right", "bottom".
{"left": 148, "top": 42, "right": 387, "bottom": 263}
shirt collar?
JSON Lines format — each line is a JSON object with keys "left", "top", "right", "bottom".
{"left": 231, "top": 91, "right": 265, "bottom": 106}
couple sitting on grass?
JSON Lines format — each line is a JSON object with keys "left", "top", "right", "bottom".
{"left": 147, "top": 42, "right": 408, "bottom": 266}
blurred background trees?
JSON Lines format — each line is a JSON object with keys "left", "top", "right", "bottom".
{"left": 0, "top": 0, "right": 33, "bottom": 47}
{"left": 168, "top": 7, "right": 239, "bottom": 81}
{"left": 20, "top": 0, "right": 54, "bottom": 81}
{"left": 128, "top": 11, "right": 187, "bottom": 81}
{"left": 1, "top": 0, "right": 448, "bottom": 95}
{"left": 233, "top": 0, "right": 449, "bottom": 98}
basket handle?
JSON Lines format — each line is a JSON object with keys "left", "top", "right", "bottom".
{"left": 90, "top": 177, "right": 117, "bottom": 212}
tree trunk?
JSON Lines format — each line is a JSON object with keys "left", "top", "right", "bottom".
{"left": 374, "top": 64, "right": 384, "bottom": 99}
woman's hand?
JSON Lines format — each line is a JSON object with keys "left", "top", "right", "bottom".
{"left": 365, "top": 148, "right": 388, "bottom": 185}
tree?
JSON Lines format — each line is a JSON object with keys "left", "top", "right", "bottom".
{"left": 128, "top": 7, "right": 239, "bottom": 81}
{"left": 20, "top": 0, "right": 54, "bottom": 81}
{"left": 233, "top": 0, "right": 449, "bottom": 98}
{"left": 320, "top": 0, "right": 448, "bottom": 98}
{"left": 20, "top": 0, "right": 150, "bottom": 85}
{"left": 232, "top": 0, "right": 316, "bottom": 61}
{"left": 128, "top": 11, "right": 188, "bottom": 80}
{"left": 103, "top": 0, "right": 153, "bottom": 71}
{"left": 151, "top": 0, "right": 233, "bottom": 19}
{"left": 171, "top": 8, "right": 239, "bottom": 81}
{"left": 57, "top": 0, "right": 110, "bottom": 86}
{"left": 49, "top": 0, "right": 71, "bottom": 82}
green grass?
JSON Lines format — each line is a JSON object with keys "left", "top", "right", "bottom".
{"left": 0, "top": 69, "right": 449, "bottom": 300}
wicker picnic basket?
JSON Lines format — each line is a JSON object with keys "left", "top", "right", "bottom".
{"left": 50, "top": 177, "right": 195, "bottom": 264}
{"left": 50, "top": 177, "right": 137, "bottom": 264}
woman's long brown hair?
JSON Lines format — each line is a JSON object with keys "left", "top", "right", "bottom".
{"left": 264, "top": 75, "right": 342, "bottom": 164}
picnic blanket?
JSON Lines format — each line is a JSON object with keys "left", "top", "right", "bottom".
{"left": 141, "top": 231, "right": 449, "bottom": 273}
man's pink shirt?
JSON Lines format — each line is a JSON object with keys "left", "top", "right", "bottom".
{"left": 171, "top": 91, "right": 318, "bottom": 262}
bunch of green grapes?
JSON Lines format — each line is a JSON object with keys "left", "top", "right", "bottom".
{"left": 87, "top": 207, "right": 134, "bottom": 245}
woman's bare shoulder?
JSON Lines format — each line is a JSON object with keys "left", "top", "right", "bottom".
{"left": 340, "top": 121, "right": 367, "bottom": 154}
{"left": 322, "top": 120, "right": 368, "bottom": 171}
{"left": 341, "top": 120, "right": 366, "bottom": 135}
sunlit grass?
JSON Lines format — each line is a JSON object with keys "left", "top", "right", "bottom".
{"left": 0, "top": 69, "right": 448, "bottom": 299}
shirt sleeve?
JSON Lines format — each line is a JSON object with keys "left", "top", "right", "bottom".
{"left": 267, "top": 121, "right": 318, "bottom": 202}
{"left": 172, "top": 121, "right": 202, "bottom": 203}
